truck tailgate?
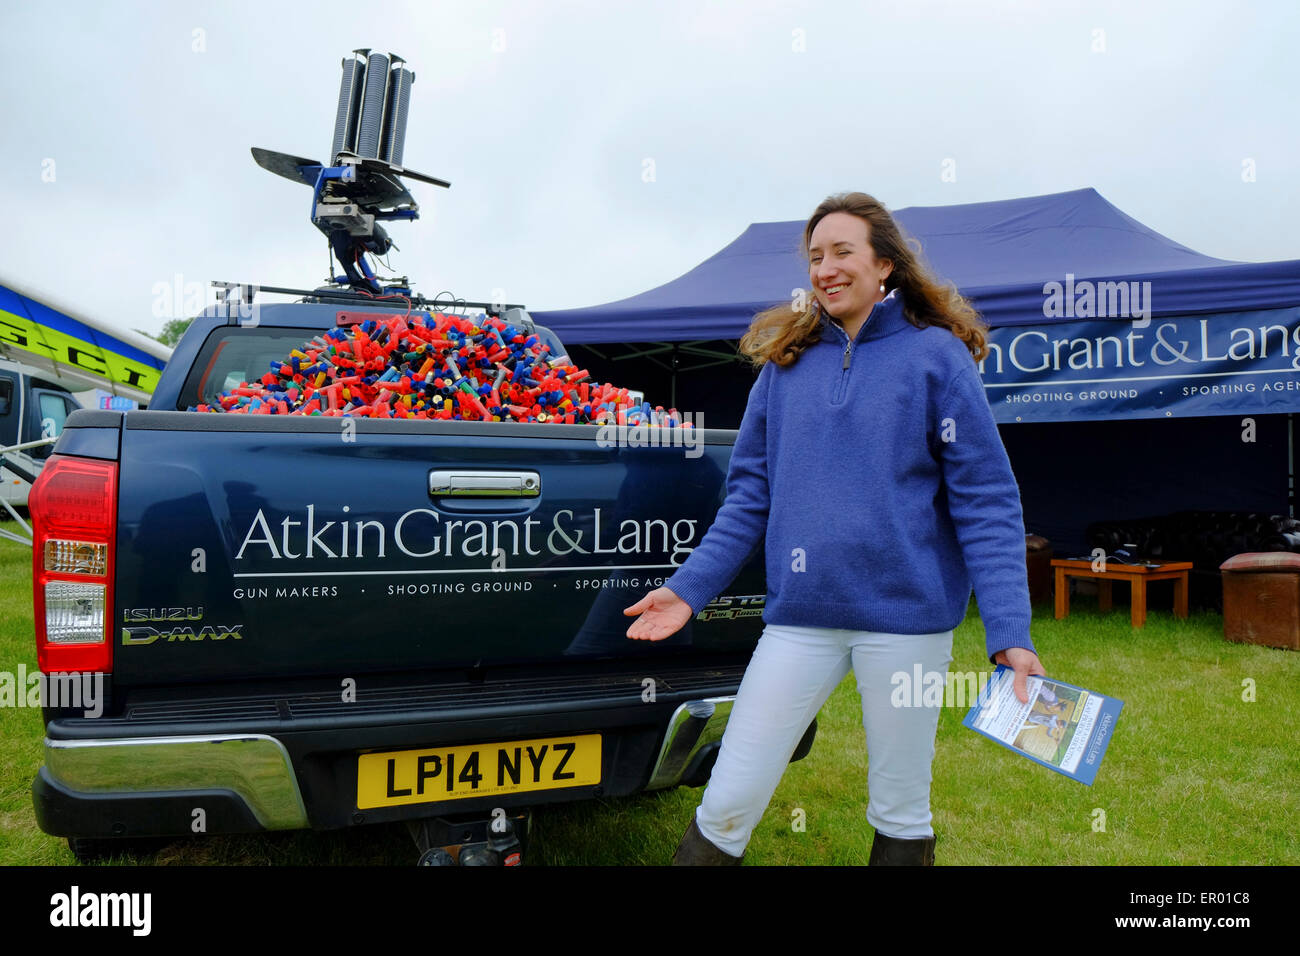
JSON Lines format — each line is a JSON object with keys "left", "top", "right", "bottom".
{"left": 111, "top": 411, "right": 764, "bottom": 688}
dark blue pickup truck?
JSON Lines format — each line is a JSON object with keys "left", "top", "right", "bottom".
{"left": 29, "top": 300, "right": 814, "bottom": 864}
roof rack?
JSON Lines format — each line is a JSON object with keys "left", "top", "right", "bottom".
{"left": 210, "top": 281, "right": 534, "bottom": 328}
{"left": 212, "top": 280, "right": 523, "bottom": 311}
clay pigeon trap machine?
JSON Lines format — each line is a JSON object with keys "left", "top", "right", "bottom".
{"left": 249, "top": 49, "right": 450, "bottom": 299}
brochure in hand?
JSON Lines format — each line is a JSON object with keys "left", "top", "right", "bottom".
{"left": 962, "top": 665, "right": 1123, "bottom": 785}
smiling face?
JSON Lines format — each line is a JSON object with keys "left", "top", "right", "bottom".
{"left": 808, "top": 212, "right": 892, "bottom": 327}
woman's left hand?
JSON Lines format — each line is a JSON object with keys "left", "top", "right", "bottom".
{"left": 993, "top": 646, "right": 1045, "bottom": 704}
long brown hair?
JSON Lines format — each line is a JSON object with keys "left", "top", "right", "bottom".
{"left": 738, "top": 192, "right": 988, "bottom": 368}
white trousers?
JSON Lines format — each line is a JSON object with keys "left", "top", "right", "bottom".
{"left": 694, "top": 622, "right": 955, "bottom": 858}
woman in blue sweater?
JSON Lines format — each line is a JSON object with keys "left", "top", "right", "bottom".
{"left": 624, "top": 192, "right": 1045, "bottom": 865}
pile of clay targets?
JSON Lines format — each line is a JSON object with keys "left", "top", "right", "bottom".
{"left": 191, "top": 311, "right": 692, "bottom": 427}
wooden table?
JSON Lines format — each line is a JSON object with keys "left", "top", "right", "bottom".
{"left": 1051, "top": 559, "right": 1193, "bottom": 628}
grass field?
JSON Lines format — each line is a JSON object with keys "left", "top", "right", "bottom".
{"left": 1, "top": 531, "right": 1296, "bottom": 866}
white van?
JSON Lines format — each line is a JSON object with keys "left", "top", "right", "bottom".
{"left": 0, "top": 356, "right": 83, "bottom": 506}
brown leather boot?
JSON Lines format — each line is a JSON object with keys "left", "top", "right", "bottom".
{"left": 868, "top": 830, "right": 936, "bottom": 866}
{"left": 671, "top": 816, "right": 744, "bottom": 865}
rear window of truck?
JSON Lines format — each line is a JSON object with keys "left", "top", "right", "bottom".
{"left": 177, "top": 328, "right": 327, "bottom": 410}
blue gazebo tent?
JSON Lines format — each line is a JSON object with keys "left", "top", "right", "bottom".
{"left": 530, "top": 188, "right": 1300, "bottom": 556}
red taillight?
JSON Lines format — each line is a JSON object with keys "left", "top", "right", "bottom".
{"left": 31, "top": 455, "right": 117, "bottom": 674}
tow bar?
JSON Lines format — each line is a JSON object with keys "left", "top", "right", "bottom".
{"left": 408, "top": 809, "right": 530, "bottom": 866}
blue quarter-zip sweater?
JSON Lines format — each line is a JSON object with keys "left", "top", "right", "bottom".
{"left": 664, "top": 289, "right": 1035, "bottom": 662}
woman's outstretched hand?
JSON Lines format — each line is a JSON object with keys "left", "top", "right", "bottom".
{"left": 624, "top": 587, "right": 693, "bottom": 641}
{"left": 994, "top": 646, "right": 1046, "bottom": 704}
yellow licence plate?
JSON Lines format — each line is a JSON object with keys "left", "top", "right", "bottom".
{"left": 357, "top": 734, "right": 602, "bottom": 809}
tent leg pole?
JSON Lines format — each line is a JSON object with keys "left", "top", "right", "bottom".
{"left": 1290, "top": 412, "right": 1295, "bottom": 519}
{"left": 671, "top": 344, "right": 678, "bottom": 409}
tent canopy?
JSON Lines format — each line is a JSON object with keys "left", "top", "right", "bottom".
{"left": 531, "top": 189, "right": 1299, "bottom": 553}
{"left": 530, "top": 187, "right": 1300, "bottom": 344}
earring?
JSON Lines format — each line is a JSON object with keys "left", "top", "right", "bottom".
{"left": 879, "top": 279, "right": 886, "bottom": 293}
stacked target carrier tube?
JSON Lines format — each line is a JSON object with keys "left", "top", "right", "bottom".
{"left": 330, "top": 49, "right": 415, "bottom": 166}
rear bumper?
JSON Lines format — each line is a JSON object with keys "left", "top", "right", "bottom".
{"left": 34, "top": 734, "right": 309, "bottom": 837}
{"left": 32, "top": 661, "right": 818, "bottom": 840}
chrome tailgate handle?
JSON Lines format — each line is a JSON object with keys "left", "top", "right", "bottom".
{"left": 429, "top": 470, "right": 540, "bottom": 497}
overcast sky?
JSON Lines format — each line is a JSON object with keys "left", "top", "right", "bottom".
{"left": 4, "top": 0, "right": 1298, "bottom": 340}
